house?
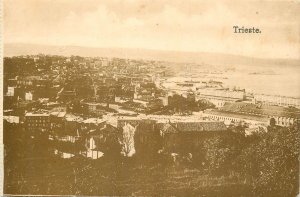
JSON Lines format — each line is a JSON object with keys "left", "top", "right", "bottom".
{"left": 49, "top": 111, "right": 80, "bottom": 143}
{"left": 7, "top": 87, "right": 15, "bottom": 96}
{"left": 84, "top": 124, "right": 121, "bottom": 159}
{"left": 134, "top": 82, "right": 157, "bottom": 101}
{"left": 25, "top": 111, "right": 51, "bottom": 132}
{"left": 25, "top": 92, "right": 33, "bottom": 101}
{"left": 134, "top": 121, "right": 162, "bottom": 156}
{"left": 58, "top": 89, "right": 77, "bottom": 101}
{"left": 80, "top": 118, "right": 106, "bottom": 132}
{"left": 117, "top": 119, "right": 161, "bottom": 157}
{"left": 52, "top": 114, "right": 85, "bottom": 159}
{"left": 3, "top": 116, "right": 20, "bottom": 124}
{"left": 17, "top": 76, "right": 47, "bottom": 87}
{"left": 159, "top": 121, "right": 227, "bottom": 154}
{"left": 83, "top": 102, "right": 107, "bottom": 116}
{"left": 50, "top": 111, "right": 67, "bottom": 133}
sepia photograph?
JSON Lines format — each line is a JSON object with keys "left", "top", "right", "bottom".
{"left": 2, "top": 0, "right": 300, "bottom": 196}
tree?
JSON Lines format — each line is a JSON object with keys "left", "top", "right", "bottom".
{"left": 203, "top": 132, "right": 243, "bottom": 175}
{"left": 119, "top": 124, "right": 136, "bottom": 157}
{"left": 237, "top": 124, "right": 300, "bottom": 197}
{"left": 269, "top": 117, "right": 276, "bottom": 127}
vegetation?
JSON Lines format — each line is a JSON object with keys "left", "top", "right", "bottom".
{"left": 4, "top": 121, "right": 299, "bottom": 196}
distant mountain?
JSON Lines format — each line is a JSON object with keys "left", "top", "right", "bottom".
{"left": 4, "top": 43, "right": 299, "bottom": 67}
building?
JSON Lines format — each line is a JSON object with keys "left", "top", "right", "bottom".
{"left": 84, "top": 102, "right": 105, "bottom": 115}
{"left": 159, "top": 121, "right": 227, "bottom": 154}
{"left": 50, "top": 111, "right": 67, "bottom": 134}
{"left": 117, "top": 119, "right": 157, "bottom": 156}
{"left": 134, "top": 82, "right": 157, "bottom": 101}
{"left": 254, "top": 94, "right": 300, "bottom": 109}
{"left": 17, "top": 76, "right": 48, "bottom": 87}
{"left": 134, "top": 121, "right": 162, "bottom": 156}
{"left": 25, "top": 112, "right": 51, "bottom": 132}
{"left": 7, "top": 87, "right": 15, "bottom": 96}
{"left": 58, "top": 89, "right": 77, "bottom": 101}
{"left": 25, "top": 92, "right": 33, "bottom": 101}
{"left": 85, "top": 124, "right": 121, "bottom": 159}
{"left": 196, "top": 88, "right": 246, "bottom": 108}
{"left": 203, "top": 109, "right": 269, "bottom": 126}
{"left": 117, "top": 118, "right": 228, "bottom": 157}
{"left": 3, "top": 116, "right": 20, "bottom": 124}
{"left": 159, "top": 96, "right": 169, "bottom": 106}
{"left": 204, "top": 102, "right": 300, "bottom": 127}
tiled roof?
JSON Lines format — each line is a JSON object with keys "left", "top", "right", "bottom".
{"left": 175, "top": 122, "right": 227, "bottom": 132}
{"left": 160, "top": 121, "right": 227, "bottom": 134}
{"left": 221, "top": 102, "right": 300, "bottom": 118}
{"left": 160, "top": 123, "right": 178, "bottom": 134}
{"left": 25, "top": 112, "right": 49, "bottom": 117}
{"left": 117, "top": 119, "right": 156, "bottom": 128}
{"left": 83, "top": 118, "right": 106, "bottom": 125}
{"left": 89, "top": 124, "right": 119, "bottom": 136}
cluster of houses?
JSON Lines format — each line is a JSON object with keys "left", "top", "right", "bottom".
{"left": 4, "top": 55, "right": 300, "bottom": 162}
{"left": 3, "top": 55, "right": 169, "bottom": 117}
{"left": 23, "top": 110, "right": 228, "bottom": 160}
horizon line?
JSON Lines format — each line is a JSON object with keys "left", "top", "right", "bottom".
{"left": 4, "top": 42, "right": 299, "bottom": 61}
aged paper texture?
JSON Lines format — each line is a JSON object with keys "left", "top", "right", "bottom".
{"left": 2, "top": 0, "right": 300, "bottom": 196}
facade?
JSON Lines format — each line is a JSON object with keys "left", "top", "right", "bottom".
{"left": 254, "top": 94, "right": 300, "bottom": 109}
{"left": 134, "top": 122, "right": 162, "bottom": 156}
{"left": 85, "top": 124, "right": 121, "bottom": 159}
{"left": 196, "top": 88, "right": 246, "bottom": 108}
{"left": 203, "top": 110, "right": 269, "bottom": 126}
{"left": 7, "top": 87, "right": 15, "bottom": 96}
{"left": 159, "top": 121, "right": 227, "bottom": 154}
{"left": 204, "top": 102, "right": 300, "bottom": 127}
{"left": 84, "top": 102, "right": 106, "bottom": 116}
{"left": 25, "top": 92, "right": 33, "bottom": 101}
{"left": 117, "top": 119, "right": 228, "bottom": 156}
{"left": 25, "top": 112, "right": 51, "bottom": 132}
{"left": 117, "top": 119, "right": 158, "bottom": 156}
{"left": 58, "top": 90, "right": 77, "bottom": 101}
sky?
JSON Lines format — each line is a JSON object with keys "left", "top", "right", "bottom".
{"left": 3, "top": 0, "right": 300, "bottom": 59}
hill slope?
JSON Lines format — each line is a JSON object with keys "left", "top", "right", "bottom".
{"left": 4, "top": 43, "right": 299, "bottom": 67}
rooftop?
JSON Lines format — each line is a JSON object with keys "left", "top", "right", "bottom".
{"left": 220, "top": 102, "right": 300, "bottom": 118}
{"left": 204, "top": 109, "right": 270, "bottom": 122}
{"left": 25, "top": 112, "right": 49, "bottom": 117}
{"left": 83, "top": 118, "right": 106, "bottom": 125}
{"left": 160, "top": 121, "right": 227, "bottom": 134}
{"left": 65, "top": 114, "right": 84, "bottom": 122}
{"left": 50, "top": 111, "right": 67, "bottom": 118}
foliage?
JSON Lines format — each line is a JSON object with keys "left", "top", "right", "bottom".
{"left": 202, "top": 131, "right": 245, "bottom": 175}
{"left": 237, "top": 124, "right": 300, "bottom": 197}
{"left": 167, "top": 94, "right": 215, "bottom": 114}
{"left": 4, "top": 121, "right": 299, "bottom": 196}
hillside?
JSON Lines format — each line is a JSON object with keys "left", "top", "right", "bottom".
{"left": 4, "top": 43, "right": 299, "bottom": 67}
